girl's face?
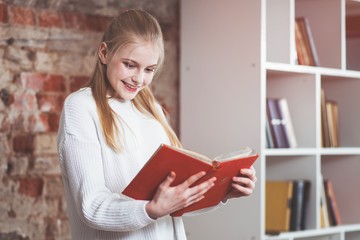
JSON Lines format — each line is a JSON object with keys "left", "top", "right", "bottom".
{"left": 99, "top": 41, "right": 159, "bottom": 100}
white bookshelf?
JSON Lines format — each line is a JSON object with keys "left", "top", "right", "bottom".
{"left": 180, "top": 0, "right": 360, "bottom": 239}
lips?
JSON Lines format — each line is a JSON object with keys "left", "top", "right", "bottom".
{"left": 122, "top": 80, "right": 140, "bottom": 92}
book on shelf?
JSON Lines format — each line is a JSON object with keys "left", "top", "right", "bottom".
{"left": 321, "top": 89, "right": 340, "bottom": 148}
{"left": 324, "top": 179, "right": 342, "bottom": 226}
{"left": 266, "top": 180, "right": 294, "bottom": 234}
{"left": 295, "top": 17, "right": 319, "bottom": 66}
{"left": 321, "top": 89, "right": 331, "bottom": 147}
{"left": 320, "top": 175, "right": 330, "bottom": 228}
{"left": 290, "top": 180, "right": 310, "bottom": 231}
{"left": 266, "top": 97, "right": 297, "bottom": 148}
{"left": 266, "top": 98, "right": 289, "bottom": 148}
{"left": 265, "top": 115, "right": 275, "bottom": 148}
{"left": 266, "top": 179, "right": 310, "bottom": 234}
{"left": 326, "top": 100, "right": 339, "bottom": 147}
{"left": 278, "top": 98, "right": 298, "bottom": 148}
{"left": 122, "top": 144, "right": 259, "bottom": 217}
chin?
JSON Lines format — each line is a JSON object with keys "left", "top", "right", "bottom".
{"left": 121, "top": 93, "right": 138, "bottom": 101}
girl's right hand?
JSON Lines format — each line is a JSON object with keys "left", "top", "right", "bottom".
{"left": 145, "top": 171, "right": 216, "bottom": 219}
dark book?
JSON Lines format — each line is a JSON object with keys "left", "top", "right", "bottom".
{"left": 122, "top": 144, "right": 258, "bottom": 217}
{"left": 266, "top": 98, "right": 289, "bottom": 148}
{"left": 290, "top": 180, "right": 311, "bottom": 231}
{"left": 324, "top": 179, "right": 342, "bottom": 226}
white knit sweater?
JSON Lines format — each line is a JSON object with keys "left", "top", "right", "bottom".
{"left": 57, "top": 88, "right": 187, "bottom": 240}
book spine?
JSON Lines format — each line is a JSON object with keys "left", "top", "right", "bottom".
{"left": 266, "top": 98, "right": 289, "bottom": 148}
{"left": 320, "top": 175, "right": 330, "bottom": 228}
{"left": 290, "top": 180, "right": 310, "bottom": 231}
{"left": 295, "top": 17, "right": 319, "bottom": 66}
{"left": 278, "top": 98, "right": 298, "bottom": 148}
{"left": 324, "top": 179, "right": 342, "bottom": 226}
{"left": 321, "top": 89, "right": 331, "bottom": 147}
{"left": 326, "top": 100, "right": 339, "bottom": 147}
{"left": 295, "top": 18, "right": 306, "bottom": 65}
{"left": 303, "top": 17, "right": 319, "bottom": 66}
{"left": 266, "top": 114, "right": 275, "bottom": 148}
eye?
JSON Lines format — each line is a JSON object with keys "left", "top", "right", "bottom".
{"left": 145, "top": 67, "right": 156, "bottom": 73}
{"left": 123, "top": 61, "right": 135, "bottom": 69}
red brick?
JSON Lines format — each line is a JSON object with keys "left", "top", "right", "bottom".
{"left": 18, "top": 177, "right": 44, "bottom": 197}
{"left": 62, "top": 11, "right": 86, "bottom": 30}
{"left": 39, "top": 112, "right": 60, "bottom": 132}
{"left": 13, "top": 134, "right": 34, "bottom": 153}
{"left": 36, "top": 93, "right": 64, "bottom": 112}
{"left": 70, "top": 76, "right": 89, "bottom": 92}
{"left": 42, "top": 75, "right": 66, "bottom": 92}
{"left": 48, "top": 112, "right": 60, "bottom": 132}
{"left": 21, "top": 72, "right": 66, "bottom": 92}
{"left": 85, "top": 14, "right": 111, "bottom": 32}
{"left": 0, "top": 3, "right": 8, "bottom": 23}
{"left": 38, "top": 10, "right": 63, "bottom": 28}
{"left": 8, "top": 5, "right": 35, "bottom": 26}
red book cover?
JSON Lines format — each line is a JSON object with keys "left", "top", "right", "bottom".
{"left": 122, "top": 144, "right": 258, "bottom": 217}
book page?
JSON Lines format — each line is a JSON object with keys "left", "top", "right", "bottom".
{"left": 168, "top": 145, "right": 212, "bottom": 163}
{"left": 213, "top": 147, "right": 253, "bottom": 162}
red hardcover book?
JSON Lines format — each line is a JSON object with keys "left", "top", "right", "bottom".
{"left": 122, "top": 144, "right": 259, "bottom": 217}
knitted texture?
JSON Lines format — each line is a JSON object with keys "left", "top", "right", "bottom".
{"left": 57, "top": 88, "right": 186, "bottom": 240}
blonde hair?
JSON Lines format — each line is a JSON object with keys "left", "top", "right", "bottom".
{"left": 88, "top": 9, "right": 181, "bottom": 152}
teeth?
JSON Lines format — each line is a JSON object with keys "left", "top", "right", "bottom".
{"left": 125, "top": 83, "right": 137, "bottom": 89}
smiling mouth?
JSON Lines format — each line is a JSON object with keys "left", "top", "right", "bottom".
{"left": 122, "top": 80, "right": 141, "bottom": 90}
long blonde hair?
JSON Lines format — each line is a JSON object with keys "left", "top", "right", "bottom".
{"left": 88, "top": 9, "right": 181, "bottom": 152}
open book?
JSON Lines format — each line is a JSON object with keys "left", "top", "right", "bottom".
{"left": 122, "top": 144, "right": 259, "bottom": 217}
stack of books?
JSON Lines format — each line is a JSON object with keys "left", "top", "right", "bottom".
{"left": 265, "top": 179, "right": 311, "bottom": 234}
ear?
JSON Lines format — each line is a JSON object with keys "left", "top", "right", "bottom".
{"left": 98, "top": 42, "right": 108, "bottom": 64}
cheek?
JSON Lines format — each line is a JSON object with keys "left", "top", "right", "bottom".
{"left": 144, "top": 75, "right": 154, "bottom": 85}
{"left": 107, "top": 61, "right": 128, "bottom": 78}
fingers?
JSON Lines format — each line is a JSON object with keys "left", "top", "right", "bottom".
{"left": 231, "top": 182, "right": 253, "bottom": 196}
{"left": 239, "top": 167, "right": 257, "bottom": 182}
{"left": 183, "top": 177, "right": 216, "bottom": 207}
{"left": 159, "top": 171, "right": 176, "bottom": 189}
{"left": 230, "top": 167, "right": 257, "bottom": 196}
{"left": 183, "top": 171, "right": 207, "bottom": 187}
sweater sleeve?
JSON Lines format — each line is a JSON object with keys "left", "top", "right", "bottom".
{"left": 58, "top": 92, "right": 155, "bottom": 232}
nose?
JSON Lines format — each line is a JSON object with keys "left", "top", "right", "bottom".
{"left": 131, "top": 71, "right": 144, "bottom": 86}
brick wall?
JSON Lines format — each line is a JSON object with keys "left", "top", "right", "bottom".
{"left": 0, "top": 0, "right": 179, "bottom": 239}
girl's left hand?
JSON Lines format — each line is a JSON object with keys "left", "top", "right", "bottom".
{"left": 223, "top": 166, "right": 257, "bottom": 201}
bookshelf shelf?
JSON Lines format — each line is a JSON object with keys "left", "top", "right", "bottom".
{"left": 265, "top": 224, "right": 360, "bottom": 240}
{"left": 265, "top": 148, "right": 317, "bottom": 156}
{"left": 180, "top": 0, "right": 360, "bottom": 239}
{"left": 266, "top": 62, "right": 360, "bottom": 78}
